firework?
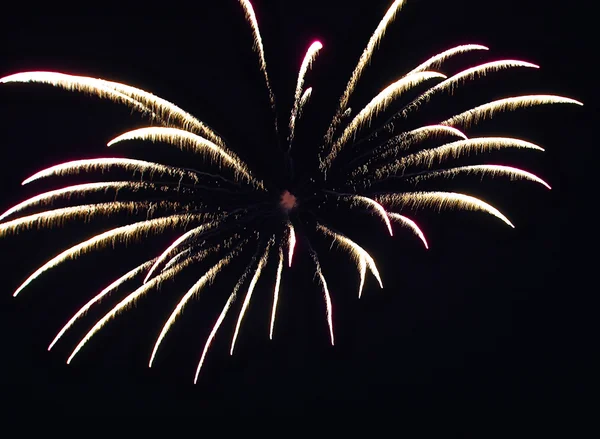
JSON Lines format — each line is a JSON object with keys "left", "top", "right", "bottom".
{"left": 0, "top": 0, "right": 582, "bottom": 382}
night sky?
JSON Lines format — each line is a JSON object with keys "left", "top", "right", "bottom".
{"left": 0, "top": 0, "right": 592, "bottom": 415}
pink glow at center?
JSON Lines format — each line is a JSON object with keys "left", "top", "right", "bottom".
{"left": 280, "top": 190, "right": 297, "bottom": 212}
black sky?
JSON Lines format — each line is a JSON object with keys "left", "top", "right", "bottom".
{"left": 0, "top": 0, "right": 593, "bottom": 415}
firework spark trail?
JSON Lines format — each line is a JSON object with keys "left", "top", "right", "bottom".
{"left": 324, "top": 0, "right": 408, "bottom": 144}
{"left": 149, "top": 242, "right": 244, "bottom": 367}
{"left": 371, "top": 137, "right": 545, "bottom": 181}
{"left": 269, "top": 244, "right": 284, "bottom": 339}
{"left": 405, "top": 44, "right": 489, "bottom": 75}
{"left": 194, "top": 248, "right": 261, "bottom": 383}
{"left": 11, "top": 213, "right": 199, "bottom": 297}
{"left": 309, "top": 249, "right": 334, "bottom": 345}
{"left": 287, "top": 222, "right": 296, "bottom": 267}
{"left": 0, "top": 201, "right": 186, "bottom": 236}
{"left": 377, "top": 192, "right": 514, "bottom": 228}
{"left": 21, "top": 158, "right": 200, "bottom": 186}
{"left": 0, "top": 181, "right": 169, "bottom": 222}
{"left": 400, "top": 60, "right": 540, "bottom": 116}
{"left": 324, "top": 71, "right": 447, "bottom": 168}
{"left": 108, "top": 127, "right": 262, "bottom": 188}
{"left": 48, "top": 258, "right": 157, "bottom": 351}
{"left": 329, "top": 193, "right": 393, "bottom": 236}
{"left": 441, "top": 95, "right": 584, "bottom": 128}
{"left": 406, "top": 164, "right": 551, "bottom": 189}
{"left": 298, "top": 87, "right": 313, "bottom": 117}
{"left": 67, "top": 255, "right": 197, "bottom": 364}
{"left": 163, "top": 248, "right": 192, "bottom": 271}
{"left": 230, "top": 237, "right": 274, "bottom": 355}
{"left": 387, "top": 213, "right": 428, "bottom": 248}
{"left": 289, "top": 41, "right": 323, "bottom": 147}
{"left": 317, "top": 223, "right": 382, "bottom": 297}
{"left": 0, "top": 72, "right": 226, "bottom": 146}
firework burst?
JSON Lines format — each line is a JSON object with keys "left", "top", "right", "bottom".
{"left": 0, "top": 0, "right": 582, "bottom": 383}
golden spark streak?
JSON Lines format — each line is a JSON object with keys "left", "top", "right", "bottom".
{"left": 238, "top": 0, "right": 276, "bottom": 112}
{"left": 287, "top": 222, "right": 296, "bottom": 267}
{"left": 440, "top": 95, "right": 583, "bottom": 128}
{"left": 108, "top": 127, "right": 262, "bottom": 188}
{"left": 0, "top": 181, "right": 160, "bottom": 221}
{"left": 387, "top": 213, "right": 429, "bottom": 249}
{"left": 144, "top": 222, "right": 219, "bottom": 284}
{"left": 377, "top": 192, "right": 514, "bottom": 228}
{"left": 21, "top": 158, "right": 197, "bottom": 186}
{"left": 0, "top": 201, "right": 182, "bottom": 237}
{"left": 317, "top": 224, "right": 382, "bottom": 298}
{"left": 0, "top": 71, "right": 225, "bottom": 146}
{"left": 326, "top": 71, "right": 446, "bottom": 166}
{"left": 351, "top": 195, "right": 394, "bottom": 236}
{"left": 230, "top": 238, "right": 273, "bottom": 355}
{"left": 289, "top": 41, "right": 323, "bottom": 143}
{"left": 149, "top": 247, "right": 239, "bottom": 367}
{"left": 269, "top": 245, "right": 284, "bottom": 339}
{"left": 311, "top": 252, "right": 334, "bottom": 345}
{"left": 407, "top": 125, "right": 468, "bottom": 142}
{"left": 298, "top": 87, "right": 313, "bottom": 115}
{"left": 402, "top": 61, "right": 540, "bottom": 115}
{"left": 334, "top": 0, "right": 407, "bottom": 119}
{"left": 68, "top": 257, "right": 195, "bottom": 364}
{"left": 410, "top": 164, "right": 551, "bottom": 189}
{"left": 163, "top": 248, "right": 191, "bottom": 271}
{"left": 194, "top": 256, "right": 258, "bottom": 383}
{"left": 405, "top": 44, "right": 489, "bottom": 75}
{"left": 12, "top": 213, "right": 197, "bottom": 297}
{"left": 376, "top": 137, "right": 545, "bottom": 179}
{"left": 48, "top": 258, "right": 157, "bottom": 351}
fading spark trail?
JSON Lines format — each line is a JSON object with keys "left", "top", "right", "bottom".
{"left": 310, "top": 250, "right": 334, "bottom": 345}
{"left": 388, "top": 213, "right": 428, "bottom": 249}
{"left": 269, "top": 245, "right": 284, "bottom": 339}
{"left": 48, "top": 258, "right": 157, "bottom": 351}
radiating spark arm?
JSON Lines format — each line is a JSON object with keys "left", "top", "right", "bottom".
{"left": 0, "top": 181, "right": 166, "bottom": 222}
{"left": 48, "top": 258, "right": 157, "bottom": 351}
{"left": 0, "top": 71, "right": 226, "bottom": 146}
{"left": 230, "top": 237, "right": 274, "bottom": 355}
{"left": 67, "top": 256, "right": 196, "bottom": 364}
{"left": 149, "top": 243, "right": 243, "bottom": 367}
{"left": 326, "top": 192, "right": 393, "bottom": 236}
{"left": 11, "top": 213, "right": 199, "bottom": 297}
{"left": 309, "top": 248, "right": 334, "bottom": 345}
{"left": 405, "top": 44, "right": 489, "bottom": 75}
{"left": 440, "top": 95, "right": 583, "bottom": 128}
{"left": 108, "top": 127, "right": 263, "bottom": 188}
{"left": 269, "top": 244, "right": 284, "bottom": 339}
{"left": 387, "top": 213, "right": 428, "bottom": 249}
{"left": 21, "top": 158, "right": 199, "bottom": 186}
{"left": 316, "top": 223, "right": 382, "bottom": 297}
{"left": 376, "top": 192, "right": 514, "bottom": 228}
{"left": 287, "top": 222, "right": 296, "bottom": 267}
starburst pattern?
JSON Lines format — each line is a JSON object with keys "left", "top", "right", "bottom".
{"left": 0, "top": 0, "right": 582, "bottom": 382}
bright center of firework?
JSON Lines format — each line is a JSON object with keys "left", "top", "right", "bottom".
{"left": 280, "top": 190, "right": 297, "bottom": 212}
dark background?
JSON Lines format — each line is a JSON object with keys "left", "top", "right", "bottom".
{"left": 0, "top": 0, "right": 593, "bottom": 415}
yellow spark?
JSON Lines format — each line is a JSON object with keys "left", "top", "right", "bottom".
{"left": 350, "top": 195, "right": 394, "bottom": 236}
{"left": 68, "top": 256, "right": 195, "bottom": 364}
{"left": 289, "top": 41, "right": 323, "bottom": 143}
{"left": 376, "top": 137, "right": 545, "bottom": 179}
{"left": 0, "top": 71, "right": 225, "bottom": 146}
{"left": 405, "top": 44, "right": 489, "bottom": 75}
{"left": 387, "top": 213, "right": 429, "bottom": 249}
{"left": 410, "top": 164, "right": 551, "bottom": 189}
{"left": 269, "top": 245, "right": 284, "bottom": 340}
{"left": 21, "top": 158, "right": 197, "bottom": 186}
{"left": 287, "top": 222, "right": 296, "bottom": 267}
{"left": 441, "top": 95, "right": 583, "bottom": 128}
{"left": 311, "top": 252, "right": 334, "bottom": 345}
{"left": 377, "top": 192, "right": 514, "bottom": 228}
{"left": 230, "top": 238, "right": 273, "bottom": 355}
{"left": 11, "top": 213, "right": 198, "bottom": 297}
{"left": 0, "top": 201, "right": 183, "bottom": 237}
{"left": 149, "top": 247, "right": 239, "bottom": 367}
{"left": 317, "top": 224, "right": 382, "bottom": 298}
{"left": 0, "top": 181, "right": 160, "bottom": 221}
{"left": 48, "top": 258, "right": 157, "bottom": 351}
{"left": 108, "top": 127, "right": 262, "bottom": 188}
{"left": 325, "top": 71, "right": 446, "bottom": 166}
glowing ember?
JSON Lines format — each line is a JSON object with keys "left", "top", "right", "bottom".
{"left": 280, "top": 190, "right": 297, "bottom": 212}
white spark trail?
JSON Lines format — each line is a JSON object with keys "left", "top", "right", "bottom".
{"left": 269, "top": 245, "right": 284, "bottom": 339}
{"left": 388, "top": 213, "right": 429, "bottom": 249}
